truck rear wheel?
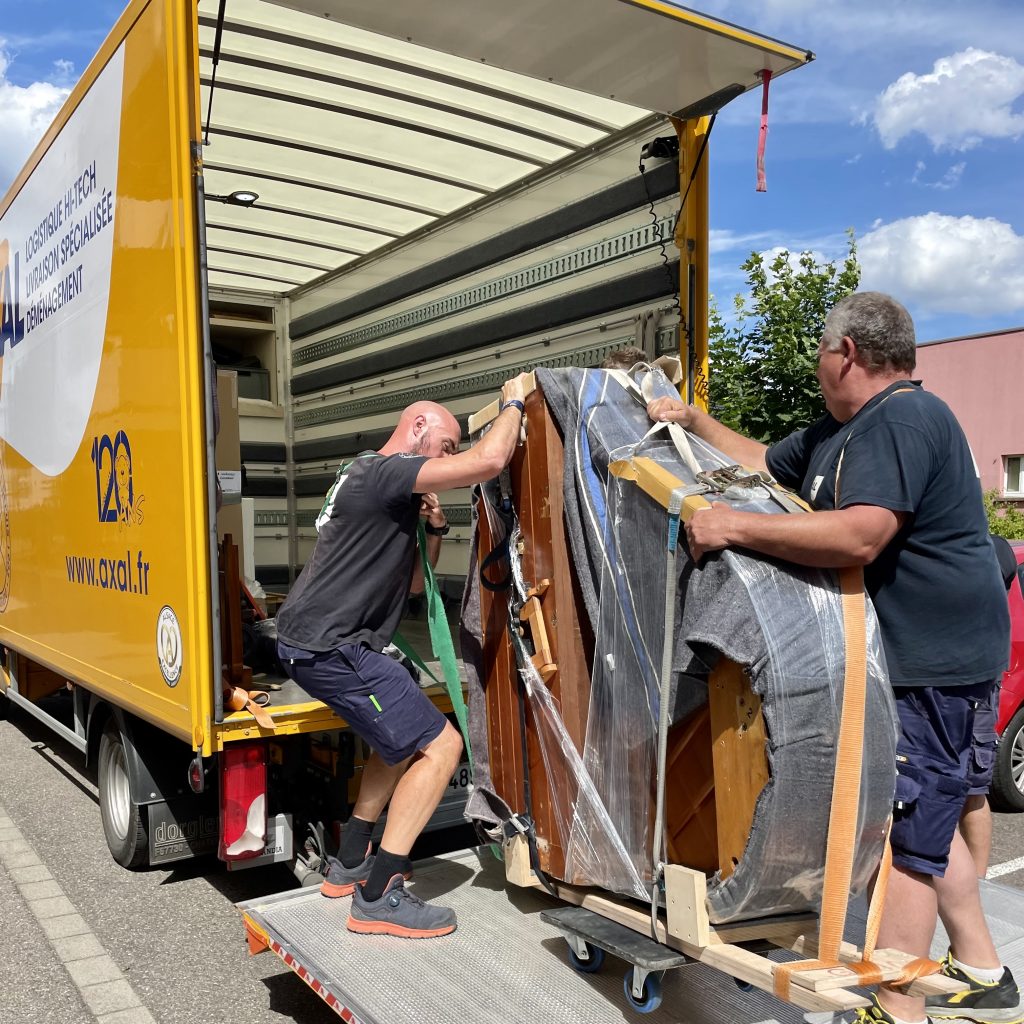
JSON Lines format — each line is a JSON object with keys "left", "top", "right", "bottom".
{"left": 98, "top": 722, "right": 149, "bottom": 868}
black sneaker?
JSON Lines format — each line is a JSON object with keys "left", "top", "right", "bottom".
{"left": 347, "top": 874, "right": 456, "bottom": 938}
{"left": 320, "top": 853, "right": 374, "bottom": 898}
{"left": 926, "top": 955, "right": 1023, "bottom": 1024}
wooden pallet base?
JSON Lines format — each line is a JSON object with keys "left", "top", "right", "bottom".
{"left": 504, "top": 835, "right": 964, "bottom": 1013}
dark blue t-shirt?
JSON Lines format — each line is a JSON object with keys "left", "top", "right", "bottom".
{"left": 766, "top": 380, "right": 1009, "bottom": 687}
{"left": 276, "top": 452, "right": 427, "bottom": 653}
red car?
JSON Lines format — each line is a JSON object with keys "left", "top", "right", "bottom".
{"left": 992, "top": 541, "right": 1024, "bottom": 811}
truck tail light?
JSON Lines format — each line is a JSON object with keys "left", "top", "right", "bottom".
{"left": 219, "top": 741, "right": 267, "bottom": 861}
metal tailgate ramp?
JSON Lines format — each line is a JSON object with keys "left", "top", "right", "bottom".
{"left": 239, "top": 849, "right": 1024, "bottom": 1024}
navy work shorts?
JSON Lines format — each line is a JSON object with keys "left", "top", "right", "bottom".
{"left": 966, "top": 682, "right": 1001, "bottom": 797}
{"left": 277, "top": 641, "right": 447, "bottom": 766}
{"left": 891, "top": 679, "right": 997, "bottom": 877}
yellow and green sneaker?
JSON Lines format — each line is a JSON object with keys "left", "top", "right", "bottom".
{"left": 851, "top": 995, "right": 925, "bottom": 1024}
{"left": 925, "top": 953, "right": 1023, "bottom": 1024}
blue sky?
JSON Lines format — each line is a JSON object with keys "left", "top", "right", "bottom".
{"left": 1, "top": 0, "right": 1022, "bottom": 342}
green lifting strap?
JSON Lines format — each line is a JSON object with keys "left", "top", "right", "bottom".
{"left": 391, "top": 630, "right": 441, "bottom": 686}
{"left": 392, "top": 521, "right": 473, "bottom": 771}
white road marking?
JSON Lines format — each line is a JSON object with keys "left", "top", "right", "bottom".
{"left": 987, "top": 855, "right": 1024, "bottom": 879}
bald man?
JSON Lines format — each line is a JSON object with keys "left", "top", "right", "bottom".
{"left": 276, "top": 375, "right": 530, "bottom": 939}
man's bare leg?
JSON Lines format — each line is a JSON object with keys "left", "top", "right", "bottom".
{"left": 875, "top": 865, "right": 937, "bottom": 1021}
{"left": 347, "top": 724, "right": 464, "bottom": 936}
{"left": 379, "top": 722, "right": 463, "bottom": 856}
{"left": 876, "top": 840, "right": 1001, "bottom": 1021}
{"left": 936, "top": 829, "right": 1000, "bottom": 968}
{"left": 352, "top": 751, "right": 412, "bottom": 824}
{"left": 959, "top": 794, "right": 993, "bottom": 879}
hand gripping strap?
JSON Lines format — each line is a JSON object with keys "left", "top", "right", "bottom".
{"left": 605, "top": 367, "right": 703, "bottom": 476}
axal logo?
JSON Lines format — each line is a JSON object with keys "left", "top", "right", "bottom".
{"left": 91, "top": 430, "right": 145, "bottom": 525}
{"left": 0, "top": 239, "right": 26, "bottom": 356}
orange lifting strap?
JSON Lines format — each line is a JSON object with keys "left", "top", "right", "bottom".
{"left": 773, "top": 566, "right": 939, "bottom": 1001}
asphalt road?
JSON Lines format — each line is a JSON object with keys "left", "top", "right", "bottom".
{"left": 3, "top": 700, "right": 1024, "bottom": 1024}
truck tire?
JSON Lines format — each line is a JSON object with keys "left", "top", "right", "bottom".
{"left": 991, "top": 705, "right": 1024, "bottom": 813}
{"left": 98, "top": 721, "right": 149, "bottom": 867}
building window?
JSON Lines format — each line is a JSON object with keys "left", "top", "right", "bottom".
{"left": 1005, "top": 456, "right": 1024, "bottom": 498}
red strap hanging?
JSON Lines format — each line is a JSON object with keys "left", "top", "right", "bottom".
{"left": 756, "top": 69, "right": 772, "bottom": 192}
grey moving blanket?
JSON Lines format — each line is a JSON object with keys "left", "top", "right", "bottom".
{"left": 463, "top": 366, "right": 898, "bottom": 924}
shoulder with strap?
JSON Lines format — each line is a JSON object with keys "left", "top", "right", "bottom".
{"left": 833, "top": 384, "right": 916, "bottom": 506}
{"left": 316, "top": 451, "right": 382, "bottom": 532}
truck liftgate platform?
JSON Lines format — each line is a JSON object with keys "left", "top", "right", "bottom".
{"left": 239, "top": 848, "right": 1024, "bottom": 1024}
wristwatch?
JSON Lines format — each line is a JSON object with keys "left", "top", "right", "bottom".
{"left": 501, "top": 398, "right": 526, "bottom": 415}
{"left": 425, "top": 520, "right": 450, "bottom": 536}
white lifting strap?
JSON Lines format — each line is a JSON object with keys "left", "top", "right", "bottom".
{"left": 604, "top": 365, "right": 703, "bottom": 477}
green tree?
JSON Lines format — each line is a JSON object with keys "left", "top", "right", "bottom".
{"left": 983, "top": 489, "right": 1024, "bottom": 540}
{"left": 708, "top": 233, "right": 861, "bottom": 444}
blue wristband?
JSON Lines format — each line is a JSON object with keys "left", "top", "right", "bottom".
{"left": 502, "top": 399, "right": 525, "bottom": 415}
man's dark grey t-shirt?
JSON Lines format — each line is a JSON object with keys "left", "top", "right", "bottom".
{"left": 275, "top": 452, "right": 426, "bottom": 653}
{"left": 766, "top": 380, "right": 1010, "bottom": 687}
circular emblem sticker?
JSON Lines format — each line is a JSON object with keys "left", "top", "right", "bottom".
{"left": 156, "top": 605, "right": 183, "bottom": 687}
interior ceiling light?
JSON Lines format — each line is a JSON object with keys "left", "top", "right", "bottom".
{"left": 206, "top": 189, "right": 259, "bottom": 207}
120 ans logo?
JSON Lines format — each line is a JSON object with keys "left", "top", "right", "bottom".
{"left": 91, "top": 430, "right": 144, "bottom": 524}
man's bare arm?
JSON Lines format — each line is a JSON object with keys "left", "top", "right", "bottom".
{"left": 409, "top": 493, "right": 444, "bottom": 595}
{"left": 414, "top": 373, "right": 530, "bottom": 492}
{"left": 646, "top": 398, "right": 769, "bottom": 475}
{"left": 686, "top": 502, "right": 907, "bottom": 567}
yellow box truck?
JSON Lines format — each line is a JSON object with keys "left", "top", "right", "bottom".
{"left": 0, "top": 0, "right": 472, "bottom": 871}
{"left": 0, "top": 0, "right": 810, "bottom": 877}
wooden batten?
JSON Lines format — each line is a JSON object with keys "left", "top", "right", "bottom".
{"left": 467, "top": 371, "right": 537, "bottom": 435}
{"left": 608, "top": 455, "right": 711, "bottom": 521}
{"left": 219, "top": 535, "right": 252, "bottom": 691}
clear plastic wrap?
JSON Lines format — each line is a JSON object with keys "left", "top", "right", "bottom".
{"left": 465, "top": 365, "right": 899, "bottom": 923}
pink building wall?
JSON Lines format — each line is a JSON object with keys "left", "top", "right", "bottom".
{"left": 914, "top": 327, "right": 1024, "bottom": 495}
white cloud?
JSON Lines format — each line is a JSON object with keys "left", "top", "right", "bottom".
{"left": 931, "top": 162, "right": 966, "bottom": 190}
{"left": 0, "top": 46, "right": 71, "bottom": 195}
{"left": 909, "top": 160, "right": 964, "bottom": 189}
{"left": 51, "top": 59, "right": 75, "bottom": 86}
{"left": 709, "top": 228, "right": 775, "bottom": 254}
{"left": 860, "top": 213, "right": 1024, "bottom": 316}
{"left": 873, "top": 49, "right": 1024, "bottom": 150}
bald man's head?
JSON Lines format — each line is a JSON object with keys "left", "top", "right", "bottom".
{"left": 380, "top": 401, "right": 461, "bottom": 459}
